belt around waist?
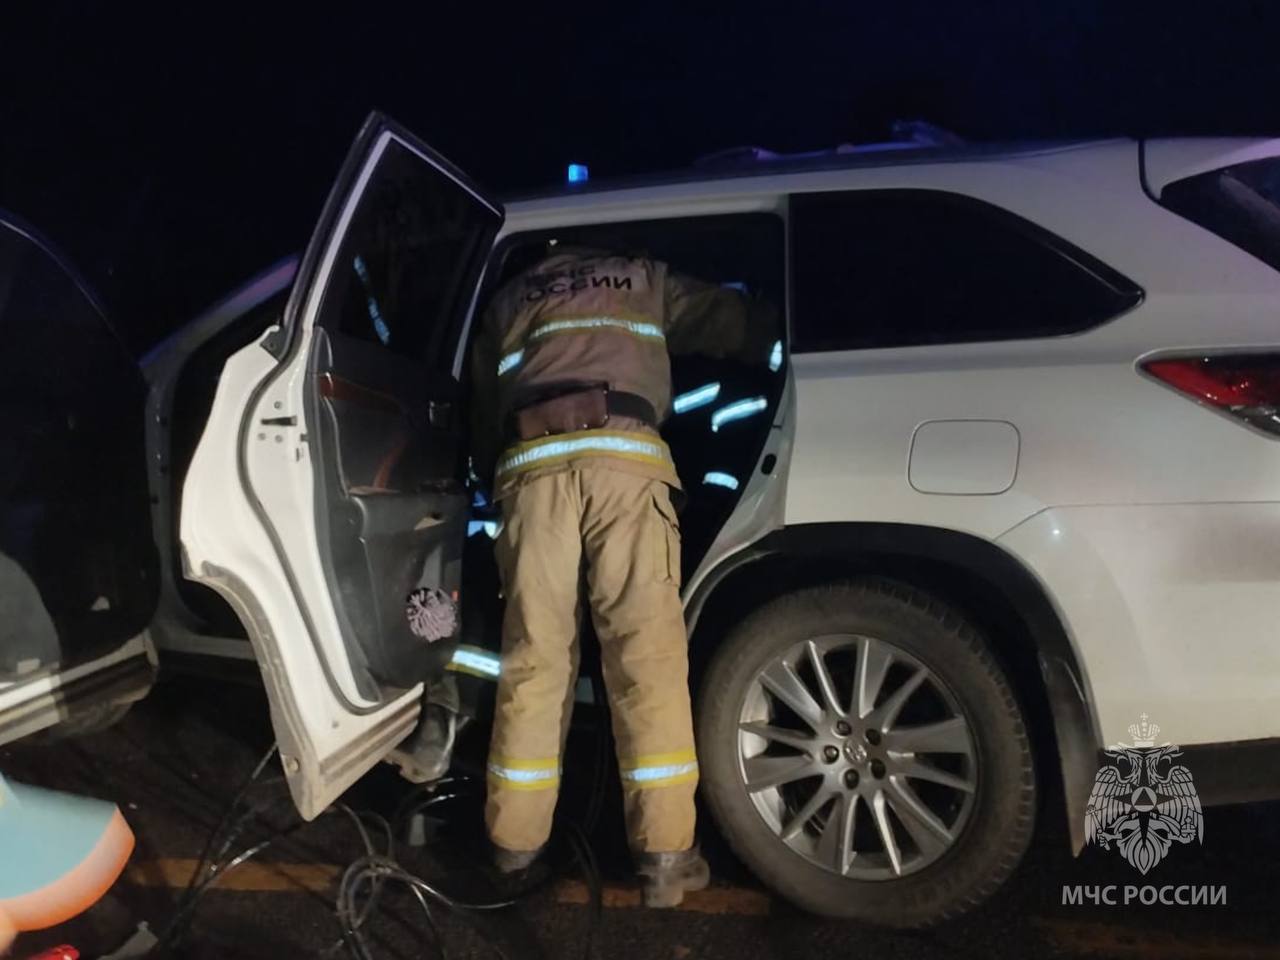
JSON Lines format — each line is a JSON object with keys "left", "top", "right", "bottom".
{"left": 504, "top": 388, "right": 659, "bottom": 443}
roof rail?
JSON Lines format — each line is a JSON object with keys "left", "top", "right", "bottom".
{"left": 692, "top": 119, "right": 964, "bottom": 168}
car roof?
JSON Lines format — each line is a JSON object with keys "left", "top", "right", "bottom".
{"left": 502, "top": 138, "right": 1121, "bottom": 207}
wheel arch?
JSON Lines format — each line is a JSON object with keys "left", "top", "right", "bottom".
{"left": 686, "top": 521, "right": 1101, "bottom": 853}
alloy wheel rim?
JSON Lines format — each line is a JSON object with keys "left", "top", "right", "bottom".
{"left": 736, "top": 634, "right": 977, "bottom": 880}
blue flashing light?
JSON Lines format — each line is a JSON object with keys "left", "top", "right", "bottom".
{"left": 703, "top": 471, "right": 740, "bottom": 491}
{"left": 769, "top": 340, "right": 783, "bottom": 372}
{"left": 711, "top": 396, "right": 768, "bottom": 432}
{"left": 672, "top": 381, "right": 721, "bottom": 415}
{"left": 567, "top": 163, "right": 590, "bottom": 184}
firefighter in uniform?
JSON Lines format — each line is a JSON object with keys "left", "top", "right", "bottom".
{"left": 469, "top": 246, "right": 775, "bottom": 907}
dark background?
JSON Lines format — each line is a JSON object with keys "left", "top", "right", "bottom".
{"left": 3, "top": 0, "right": 1279, "bottom": 351}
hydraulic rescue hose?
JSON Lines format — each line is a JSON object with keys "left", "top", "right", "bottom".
{"left": 152, "top": 665, "right": 611, "bottom": 960}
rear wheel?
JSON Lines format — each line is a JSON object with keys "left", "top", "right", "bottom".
{"left": 697, "top": 579, "right": 1035, "bottom": 926}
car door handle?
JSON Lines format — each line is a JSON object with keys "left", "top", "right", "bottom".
{"left": 260, "top": 416, "right": 298, "bottom": 427}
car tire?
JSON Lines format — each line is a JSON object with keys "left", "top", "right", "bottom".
{"left": 33, "top": 701, "right": 132, "bottom": 743}
{"left": 697, "top": 579, "right": 1035, "bottom": 927}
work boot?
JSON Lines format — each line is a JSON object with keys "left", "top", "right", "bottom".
{"left": 492, "top": 844, "right": 543, "bottom": 876}
{"left": 387, "top": 704, "right": 459, "bottom": 784}
{"left": 635, "top": 847, "right": 711, "bottom": 908}
{"left": 487, "top": 844, "right": 548, "bottom": 898}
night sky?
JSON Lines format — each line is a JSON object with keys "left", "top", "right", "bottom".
{"left": 3, "top": 1, "right": 1279, "bottom": 351}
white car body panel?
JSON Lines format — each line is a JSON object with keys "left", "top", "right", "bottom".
{"left": 999, "top": 504, "right": 1280, "bottom": 746}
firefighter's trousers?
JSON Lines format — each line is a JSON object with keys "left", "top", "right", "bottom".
{"left": 485, "top": 466, "right": 697, "bottom": 854}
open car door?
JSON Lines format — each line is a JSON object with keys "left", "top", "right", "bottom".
{"left": 181, "top": 113, "right": 502, "bottom": 817}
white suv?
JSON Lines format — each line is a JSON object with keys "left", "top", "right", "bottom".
{"left": 4, "top": 114, "right": 1279, "bottom": 926}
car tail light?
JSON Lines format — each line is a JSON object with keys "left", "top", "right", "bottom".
{"left": 1142, "top": 354, "right": 1280, "bottom": 436}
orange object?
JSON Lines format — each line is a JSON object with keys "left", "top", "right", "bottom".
{"left": 0, "top": 777, "right": 134, "bottom": 933}
{"left": 3, "top": 810, "right": 134, "bottom": 931}
{"left": 23, "top": 946, "right": 80, "bottom": 960}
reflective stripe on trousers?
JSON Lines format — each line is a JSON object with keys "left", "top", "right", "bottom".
{"left": 494, "top": 430, "right": 674, "bottom": 486}
{"left": 446, "top": 644, "right": 501, "bottom": 680}
{"left": 486, "top": 756, "right": 561, "bottom": 792}
{"left": 619, "top": 750, "right": 700, "bottom": 789}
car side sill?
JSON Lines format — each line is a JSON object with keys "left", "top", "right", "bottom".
{"left": 0, "top": 636, "right": 156, "bottom": 745}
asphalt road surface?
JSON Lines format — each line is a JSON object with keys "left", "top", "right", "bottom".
{"left": 5, "top": 673, "right": 1279, "bottom": 960}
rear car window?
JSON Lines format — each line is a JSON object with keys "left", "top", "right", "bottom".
{"left": 790, "top": 189, "right": 1143, "bottom": 352}
{"left": 1161, "top": 158, "right": 1280, "bottom": 274}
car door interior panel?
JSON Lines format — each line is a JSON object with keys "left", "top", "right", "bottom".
{"left": 310, "top": 327, "right": 468, "bottom": 691}
{"left": 279, "top": 118, "right": 499, "bottom": 707}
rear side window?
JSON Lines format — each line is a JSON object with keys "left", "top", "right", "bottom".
{"left": 790, "top": 190, "right": 1142, "bottom": 352}
{"left": 1161, "top": 158, "right": 1280, "bottom": 273}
